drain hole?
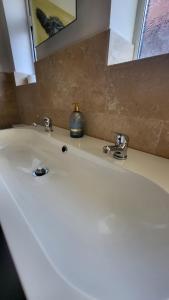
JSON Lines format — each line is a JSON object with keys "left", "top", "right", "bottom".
{"left": 62, "top": 145, "right": 68, "bottom": 153}
{"left": 33, "top": 167, "right": 49, "bottom": 177}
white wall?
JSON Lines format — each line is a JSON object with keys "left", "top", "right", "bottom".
{"left": 110, "top": 0, "right": 138, "bottom": 43}
{"left": 108, "top": 0, "right": 138, "bottom": 65}
{"left": 2, "top": 0, "right": 35, "bottom": 78}
{"left": 49, "top": 0, "right": 76, "bottom": 17}
{"left": 37, "top": 0, "right": 111, "bottom": 60}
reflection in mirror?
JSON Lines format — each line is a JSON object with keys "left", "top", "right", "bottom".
{"left": 108, "top": 0, "right": 169, "bottom": 65}
{"left": 29, "top": 0, "right": 77, "bottom": 47}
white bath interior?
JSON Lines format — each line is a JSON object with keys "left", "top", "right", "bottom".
{"left": 0, "top": 126, "right": 169, "bottom": 300}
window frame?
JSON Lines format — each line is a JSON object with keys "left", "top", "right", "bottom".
{"left": 133, "top": 0, "right": 150, "bottom": 59}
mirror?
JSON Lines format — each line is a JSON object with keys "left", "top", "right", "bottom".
{"left": 108, "top": 0, "right": 169, "bottom": 65}
{"left": 29, "top": 0, "right": 77, "bottom": 47}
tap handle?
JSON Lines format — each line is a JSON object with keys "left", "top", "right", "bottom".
{"left": 43, "top": 116, "right": 49, "bottom": 124}
{"left": 43, "top": 117, "right": 51, "bottom": 126}
{"left": 32, "top": 122, "right": 37, "bottom": 127}
{"left": 43, "top": 117, "right": 53, "bottom": 131}
{"left": 114, "top": 132, "right": 129, "bottom": 146}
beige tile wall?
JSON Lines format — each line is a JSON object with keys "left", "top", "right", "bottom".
{"left": 16, "top": 31, "right": 169, "bottom": 158}
{"left": 0, "top": 73, "right": 20, "bottom": 128}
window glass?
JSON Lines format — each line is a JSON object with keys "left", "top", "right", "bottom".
{"left": 139, "top": 0, "right": 169, "bottom": 58}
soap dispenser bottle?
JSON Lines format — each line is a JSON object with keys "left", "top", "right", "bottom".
{"left": 69, "top": 103, "right": 84, "bottom": 138}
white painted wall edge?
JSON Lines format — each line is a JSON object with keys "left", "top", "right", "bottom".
{"left": 108, "top": 0, "right": 138, "bottom": 65}
{"left": 108, "top": 30, "right": 134, "bottom": 65}
{"left": 2, "top": 0, "right": 36, "bottom": 85}
{"left": 14, "top": 72, "right": 36, "bottom": 86}
{"left": 110, "top": 0, "right": 138, "bottom": 43}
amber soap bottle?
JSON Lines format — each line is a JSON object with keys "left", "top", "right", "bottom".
{"left": 69, "top": 103, "right": 84, "bottom": 138}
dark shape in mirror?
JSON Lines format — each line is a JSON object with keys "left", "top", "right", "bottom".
{"left": 36, "top": 8, "right": 64, "bottom": 37}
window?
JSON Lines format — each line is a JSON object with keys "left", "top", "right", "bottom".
{"left": 138, "top": 0, "right": 169, "bottom": 59}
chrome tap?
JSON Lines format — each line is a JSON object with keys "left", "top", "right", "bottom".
{"left": 103, "top": 133, "right": 129, "bottom": 160}
{"left": 43, "top": 117, "right": 53, "bottom": 132}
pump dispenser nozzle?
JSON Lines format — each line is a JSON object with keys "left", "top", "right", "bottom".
{"left": 72, "top": 103, "right": 79, "bottom": 112}
{"left": 69, "top": 103, "right": 84, "bottom": 138}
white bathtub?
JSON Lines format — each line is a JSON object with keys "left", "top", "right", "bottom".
{"left": 0, "top": 126, "right": 169, "bottom": 300}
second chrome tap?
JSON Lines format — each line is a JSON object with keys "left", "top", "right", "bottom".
{"left": 103, "top": 133, "right": 129, "bottom": 160}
